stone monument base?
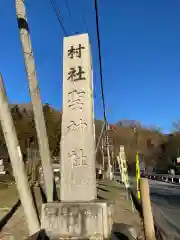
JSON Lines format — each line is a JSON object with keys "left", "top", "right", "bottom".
{"left": 41, "top": 202, "right": 113, "bottom": 239}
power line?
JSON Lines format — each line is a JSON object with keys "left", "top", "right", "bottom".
{"left": 94, "top": 0, "right": 107, "bottom": 124}
{"left": 63, "top": 0, "right": 77, "bottom": 35}
{"left": 76, "top": 0, "right": 88, "bottom": 33}
{"left": 63, "top": 0, "right": 72, "bottom": 17}
{"left": 49, "top": 0, "right": 68, "bottom": 36}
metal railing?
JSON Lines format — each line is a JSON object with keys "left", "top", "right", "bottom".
{"left": 146, "top": 173, "right": 180, "bottom": 184}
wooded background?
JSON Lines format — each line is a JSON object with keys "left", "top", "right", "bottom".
{"left": 1, "top": 103, "right": 180, "bottom": 174}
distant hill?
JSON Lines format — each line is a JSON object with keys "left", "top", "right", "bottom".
{"left": 10, "top": 103, "right": 61, "bottom": 119}
{"left": 0, "top": 103, "right": 177, "bottom": 173}
{"left": 117, "top": 119, "right": 142, "bottom": 128}
{"left": 10, "top": 103, "right": 33, "bottom": 115}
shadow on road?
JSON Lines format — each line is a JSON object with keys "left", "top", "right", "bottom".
{"left": 97, "top": 195, "right": 106, "bottom": 200}
{"left": 26, "top": 229, "right": 50, "bottom": 240}
{"left": 0, "top": 199, "right": 21, "bottom": 231}
{"left": 97, "top": 186, "right": 110, "bottom": 192}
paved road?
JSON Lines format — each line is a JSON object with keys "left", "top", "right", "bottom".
{"left": 129, "top": 178, "right": 180, "bottom": 239}
{"left": 149, "top": 180, "right": 180, "bottom": 236}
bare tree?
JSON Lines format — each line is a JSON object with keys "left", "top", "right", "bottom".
{"left": 148, "top": 125, "right": 162, "bottom": 133}
{"left": 172, "top": 120, "right": 180, "bottom": 132}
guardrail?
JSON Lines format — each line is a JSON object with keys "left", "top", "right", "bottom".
{"left": 146, "top": 173, "right": 180, "bottom": 184}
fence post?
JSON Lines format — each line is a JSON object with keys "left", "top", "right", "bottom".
{"left": 136, "top": 152, "right": 141, "bottom": 200}
{"left": 140, "top": 178, "right": 156, "bottom": 240}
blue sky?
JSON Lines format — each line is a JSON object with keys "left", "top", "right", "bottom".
{"left": 1, "top": 0, "right": 180, "bottom": 133}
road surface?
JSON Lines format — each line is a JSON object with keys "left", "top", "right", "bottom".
{"left": 128, "top": 177, "right": 180, "bottom": 238}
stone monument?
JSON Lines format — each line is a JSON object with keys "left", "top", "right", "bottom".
{"left": 41, "top": 34, "right": 112, "bottom": 239}
{"left": 60, "top": 33, "right": 96, "bottom": 201}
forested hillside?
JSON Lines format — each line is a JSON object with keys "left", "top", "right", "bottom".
{"left": 0, "top": 103, "right": 179, "bottom": 173}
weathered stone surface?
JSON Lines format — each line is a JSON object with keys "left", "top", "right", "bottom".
{"left": 41, "top": 202, "right": 113, "bottom": 239}
{"left": 60, "top": 34, "right": 96, "bottom": 201}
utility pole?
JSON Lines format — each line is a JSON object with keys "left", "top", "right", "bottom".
{"left": 94, "top": 0, "right": 111, "bottom": 179}
{"left": 105, "top": 123, "right": 112, "bottom": 179}
{"left": 111, "top": 144, "right": 115, "bottom": 178}
{"left": 116, "top": 156, "right": 122, "bottom": 182}
{"left": 101, "top": 138, "right": 105, "bottom": 171}
{"left": 0, "top": 74, "right": 40, "bottom": 235}
{"left": 15, "top": 0, "right": 54, "bottom": 202}
{"left": 95, "top": 121, "right": 106, "bottom": 154}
